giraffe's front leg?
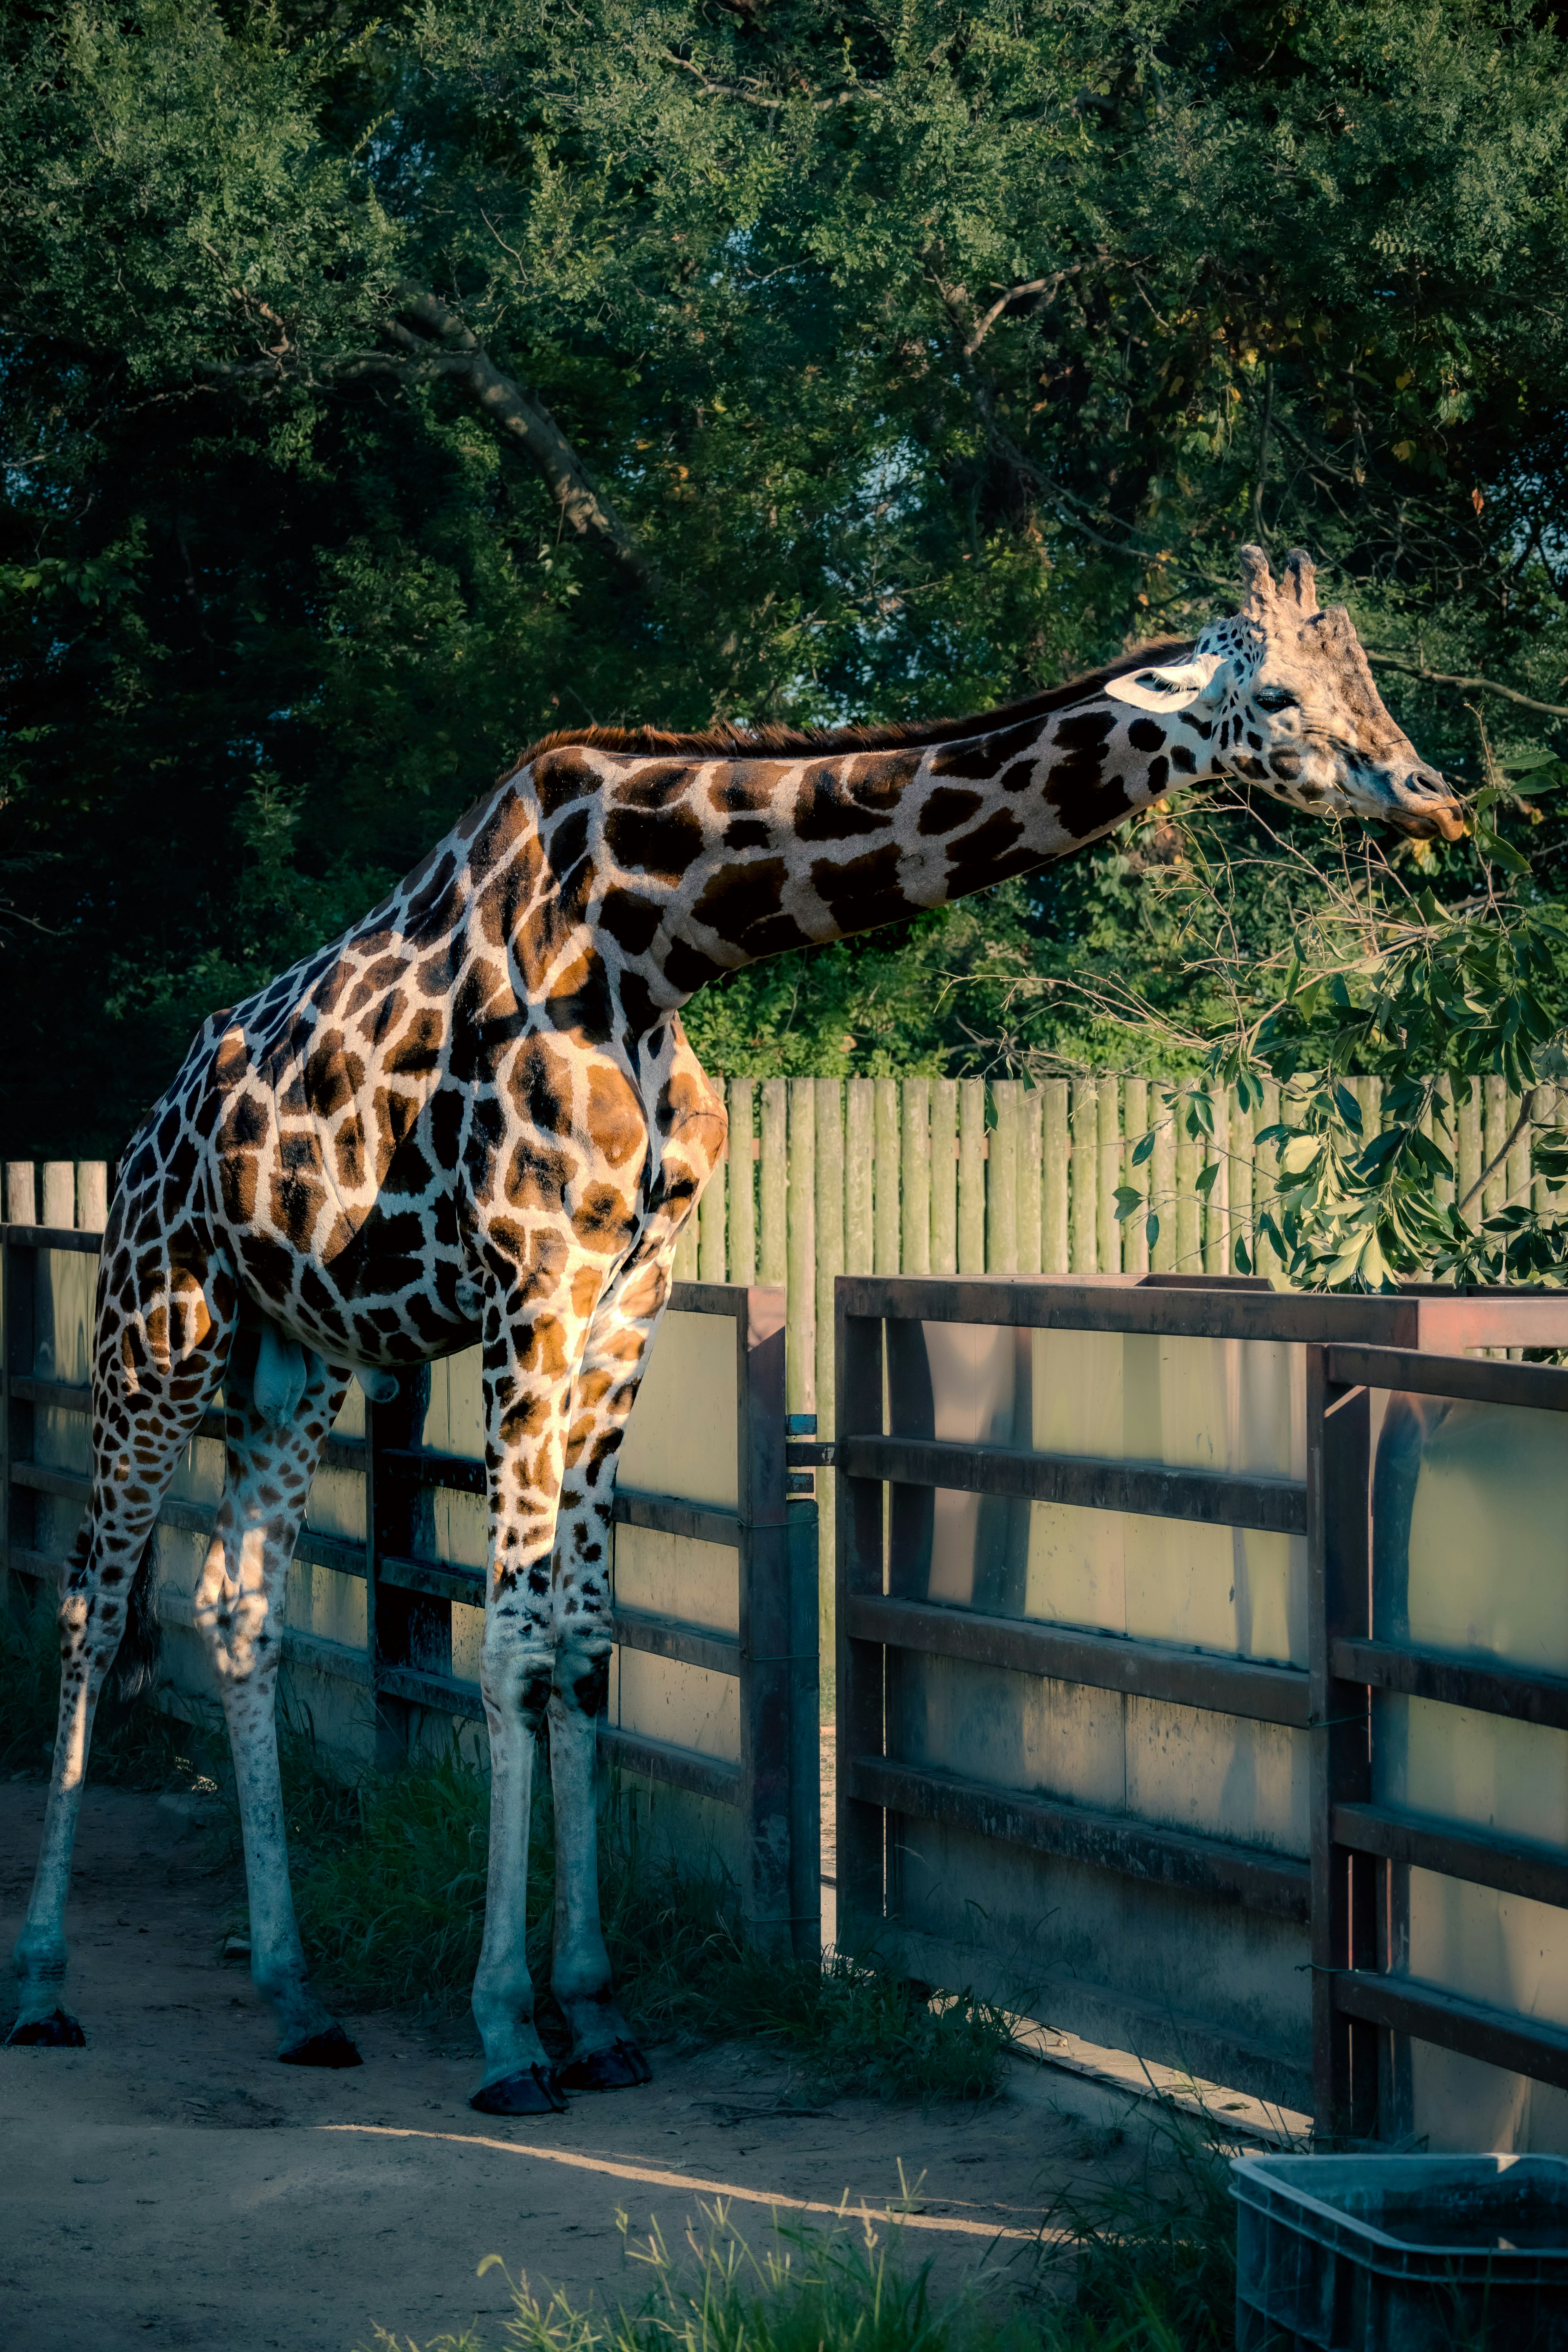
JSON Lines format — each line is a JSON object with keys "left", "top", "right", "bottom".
{"left": 547, "top": 1248, "right": 677, "bottom": 2092}
{"left": 468, "top": 1281, "right": 595, "bottom": 2118}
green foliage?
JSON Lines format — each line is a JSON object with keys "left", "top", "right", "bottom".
{"left": 4, "top": 0, "right": 1568, "bottom": 1146}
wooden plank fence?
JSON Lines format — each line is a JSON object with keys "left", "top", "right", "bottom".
{"left": 9, "top": 1071, "right": 1562, "bottom": 1655}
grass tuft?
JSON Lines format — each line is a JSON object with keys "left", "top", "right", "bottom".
{"left": 0, "top": 1590, "right": 220, "bottom": 1791}
{"left": 277, "top": 1730, "right": 1014, "bottom": 2105}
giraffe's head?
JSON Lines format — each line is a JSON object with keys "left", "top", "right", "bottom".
{"left": 1108, "top": 545, "right": 1465, "bottom": 842}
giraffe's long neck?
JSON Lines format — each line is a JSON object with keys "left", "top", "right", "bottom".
{"left": 603, "top": 684, "right": 1223, "bottom": 1010}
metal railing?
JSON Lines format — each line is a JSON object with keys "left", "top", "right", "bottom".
{"left": 1, "top": 1226, "right": 820, "bottom": 1959}
{"left": 833, "top": 1269, "right": 1568, "bottom": 2129}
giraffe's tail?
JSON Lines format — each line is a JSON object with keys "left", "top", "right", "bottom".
{"left": 111, "top": 1535, "right": 163, "bottom": 1708}
{"left": 63, "top": 1516, "right": 164, "bottom": 1711}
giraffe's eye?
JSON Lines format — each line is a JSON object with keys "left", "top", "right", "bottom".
{"left": 1255, "top": 686, "right": 1299, "bottom": 713}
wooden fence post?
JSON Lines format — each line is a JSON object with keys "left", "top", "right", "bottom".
{"left": 1018, "top": 1085, "right": 1044, "bottom": 1275}
{"left": 1070, "top": 1077, "right": 1098, "bottom": 1272}
{"left": 1123, "top": 1078, "right": 1149, "bottom": 1276}
{"left": 930, "top": 1080, "right": 958, "bottom": 1275}
{"left": 873, "top": 1078, "right": 900, "bottom": 1275}
{"left": 1043, "top": 1080, "right": 1069, "bottom": 1273}
{"left": 900, "top": 1078, "right": 931, "bottom": 1276}
{"left": 989, "top": 1080, "right": 1019, "bottom": 1275}
{"left": 760, "top": 1079, "right": 788, "bottom": 1285}
{"left": 958, "top": 1079, "right": 986, "bottom": 1274}
{"left": 844, "top": 1080, "right": 874, "bottom": 1278}
{"left": 727, "top": 1079, "right": 756, "bottom": 1286}
{"left": 1151, "top": 1089, "right": 1177, "bottom": 1273}
{"left": 786, "top": 1080, "right": 816, "bottom": 1417}
{"left": 1096, "top": 1073, "right": 1121, "bottom": 1275}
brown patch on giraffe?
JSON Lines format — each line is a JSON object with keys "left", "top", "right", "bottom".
{"left": 584, "top": 1062, "right": 645, "bottom": 1167}
{"left": 688, "top": 858, "right": 800, "bottom": 949}
{"left": 944, "top": 809, "right": 1026, "bottom": 877}
{"left": 571, "top": 1266, "right": 603, "bottom": 1320}
{"left": 605, "top": 802, "right": 705, "bottom": 882}
{"left": 508, "top": 1034, "right": 577, "bottom": 1138}
{"left": 572, "top": 1184, "right": 638, "bottom": 1254}
{"left": 385, "top": 1006, "right": 446, "bottom": 1078}
{"left": 708, "top": 761, "right": 790, "bottom": 815}
{"left": 810, "top": 842, "right": 907, "bottom": 931}
{"left": 917, "top": 787, "right": 984, "bottom": 837}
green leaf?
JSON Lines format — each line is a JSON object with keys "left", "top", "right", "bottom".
{"left": 1130, "top": 1130, "right": 1156, "bottom": 1167}
{"left": 1194, "top": 1160, "right": 1220, "bottom": 1196}
{"left": 1144, "top": 1213, "right": 1160, "bottom": 1252}
{"left": 1113, "top": 1185, "right": 1143, "bottom": 1220}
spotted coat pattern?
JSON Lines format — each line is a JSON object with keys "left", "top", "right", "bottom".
{"left": 8, "top": 547, "right": 1461, "bottom": 2106}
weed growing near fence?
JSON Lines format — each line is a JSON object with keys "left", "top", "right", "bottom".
{"left": 356, "top": 2122, "right": 1241, "bottom": 2352}
{"left": 0, "top": 1591, "right": 219, "bottom": 1791}
{"left": 277, "top": 1731, "right": 1013, "bottom": 2106}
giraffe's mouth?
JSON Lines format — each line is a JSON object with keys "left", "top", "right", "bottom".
{"left": 1391, "top": 804, "right": 1467, "bottom": 844}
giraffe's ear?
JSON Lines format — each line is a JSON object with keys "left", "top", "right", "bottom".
{"left": 1105, "top": 654, "right": 1223, "bottom": 712}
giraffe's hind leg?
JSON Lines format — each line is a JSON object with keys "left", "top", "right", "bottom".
{"left": 8, "top": 1230, "right": 234, "bottom": 2046}
{"left": 197, "top": 1324, "right": 360, "bottom": 2065}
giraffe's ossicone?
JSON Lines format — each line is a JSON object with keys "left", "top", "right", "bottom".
{"left": 7, "top": 546, "right": 1460, "bottom": 2110}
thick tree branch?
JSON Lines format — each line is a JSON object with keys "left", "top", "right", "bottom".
{"left": 1365, "top": 652, "right": 1568, "bottom": 722}
{"left": 201, "top": 285, "right": 655, "bottom": 589}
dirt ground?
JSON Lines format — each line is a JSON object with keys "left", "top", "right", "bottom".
{"left": 0, "top": 1780, "right": 1127, "bottom": 2352}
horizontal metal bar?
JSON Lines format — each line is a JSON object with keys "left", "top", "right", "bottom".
{"left": 1332, "top": 1801, "right": 1568, "bottom": 1911}
{"left": 1332, "top": 1970, "right": 1568, "bottom": 2094}
{"left": 9, "top": 1546, "right": 62, "bottom": 1583}
{"left": 612, "top": 1605, "right": 739, "bottom": 1679}
{"left": 1325, "top": 1344, "right": 1568, "bottom": 1412}
{"left": 377, "top": 1552, "right": 484, "bottom": 1606}
{"left": 849, "top": 1753, "right": 1310, "bottom": 1921}
{"left": 282, "top": 1625, "right": 375, "bottom": 1690}
{"left": 599, "top": 1724, "right": 741, "bottom": 1806}
{"left": 840, "top": 1432, "right": 1307, "bottom": 1535}
{"left": 838, "top": 1274, "right": 1422, "bottom": 1345}
{"left": 0, "top": 1225, "right": 103, "bottom": 1255}
{"left": 786, "top": 1439, "right": 837, "bottom": 1468}
{"left": 1331, "top": 1635, "right": 1568, "bottom": 1730}
{"left": 7, "top": 1377, "right": 365, "bottom": 1477}
{"left": 380, "top": 1444, "right": 485, "bottom": 1495}
{"left": 612, "top": 1489, "right": 742, "bottom": 1549}
{"left": 292, "top": 1527, "right": 369, "bottom": 1578}
{"left": 376, "top": 1663, "right": 484, "bottom": 1717}
{"left": 846, "top": 1592, "right": 1309, "bottom": 1727}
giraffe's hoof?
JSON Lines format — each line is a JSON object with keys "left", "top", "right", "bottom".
{"left": 470, "top": 2064, "right": 567, "bottom": 2116}
{"left": 279, "top": 2024, "right": 363, "bottom": 2068}
{"left": 557, "top": 2038, "right": 652, "bottom": 2093}
{"left": 5, "top": 2007, "right": 87, "bottom": 2049}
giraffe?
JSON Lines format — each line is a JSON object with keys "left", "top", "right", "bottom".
{"left": 7, "top": 545, "right": 1461, "bottom": 2112}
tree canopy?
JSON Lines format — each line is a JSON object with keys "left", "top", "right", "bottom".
{"left": 3, "top": 0, "right": 1566, "bottom": 1154}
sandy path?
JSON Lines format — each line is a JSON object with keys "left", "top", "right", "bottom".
{"left": 0, "top": 1782, "right": 1098, "bottom": 2352}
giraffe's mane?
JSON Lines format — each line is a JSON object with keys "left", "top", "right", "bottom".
{"left": 506, "top": 637, "right": 1196, "bottom": 774}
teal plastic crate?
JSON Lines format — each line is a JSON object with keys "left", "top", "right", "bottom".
{"left": 1232, "top": 2154, "right": 1568, "bottom": 2350}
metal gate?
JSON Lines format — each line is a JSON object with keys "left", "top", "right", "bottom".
{"left": 1, "top": 1185, "right": 819, "bottom": 1960}
{"left": 833, "top": 1270, "right": 1568, "bottom": 2138}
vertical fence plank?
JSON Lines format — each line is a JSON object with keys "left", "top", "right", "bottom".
{"left": 1018, "top": 1086, "right": 1044, "bottom": 1275}
{"left": 1432, "top": 1074, "right": 1456, "bottom": 1217}
{"left": 1069, "top": 1077, "right": 1098, "bottom": 1272}
{"left": 77, "top": 1162, "right": 109, "bottom": 1233}
{"left": 958, "top": 1079, "right": 987, "bottom": 1273}
{"left": 1533, "top": 1084, "right": 1560, "bottom": 1220}
{"left": 989, "top": 1081, "right": 1020, "bottom": 1274}
{"left": 1456, "top": 1080, "right": 1483, "bottom": 1226}
{"left": 1482, "top": 1075, "right": 1509, "bottom": 1223}
{"left": 699, "top": 1123, "right": 727, "bottom": 1283}
{"left": 785, "top": 1080, "right": 815, "bottom": 1414}
{"left": 901, "top": 1078, "right": 931, "bottom": 1276}
{"left": 1096, "top": 1072, "right": 1121, "bottom": 1275}
{"left": 1122, "top": 1078, "right": 1149, "bottom": 1276}
{"left": 5, "top": 1164, "right": 36, "bottom": 1225}
{"left": 675, "top": 1210, "right": 700, "bottom": 1280}
{"left": 41, "top": 1163, "right": 74, "bottom": 1229}
{"left": 1174, "top": 1088, "right": 1202, "bottom": 1272}
{"left": 930, "top": 1080, "right": 958, "bottom": 1275}
{"left": 1228, "top": 1088, "right": 1253, "bottom": 1277}
{"left": 759, "top": 1079, "right": 788, "bottom": 1285}
{"left": 873, "top": 1078, "right": 901, "bottom": 1274}
{"left": 1506, "top": 1086, "right": 1531, "bottom": 1217}
{"left": 1203, "top": 1087, "right": 1229, "bottom": 1276}
{"left": 727, "top": 1080, "right": 756, "bottom": 1286}
{"left": 814, "top": 1078, "right": 845, "bottom": 1428}
{"left": 814, "top": 1077, "right": 844, "bottom": 1657}
{"left": 1043, "top": 1080, "right": 1069, "bottom": 1273}
{"left": 844, "top": 1080, "right": 874, "bottom": 1277}
{"left": 1150, "top": 1089, "right": 1177, "bottom": 1273}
